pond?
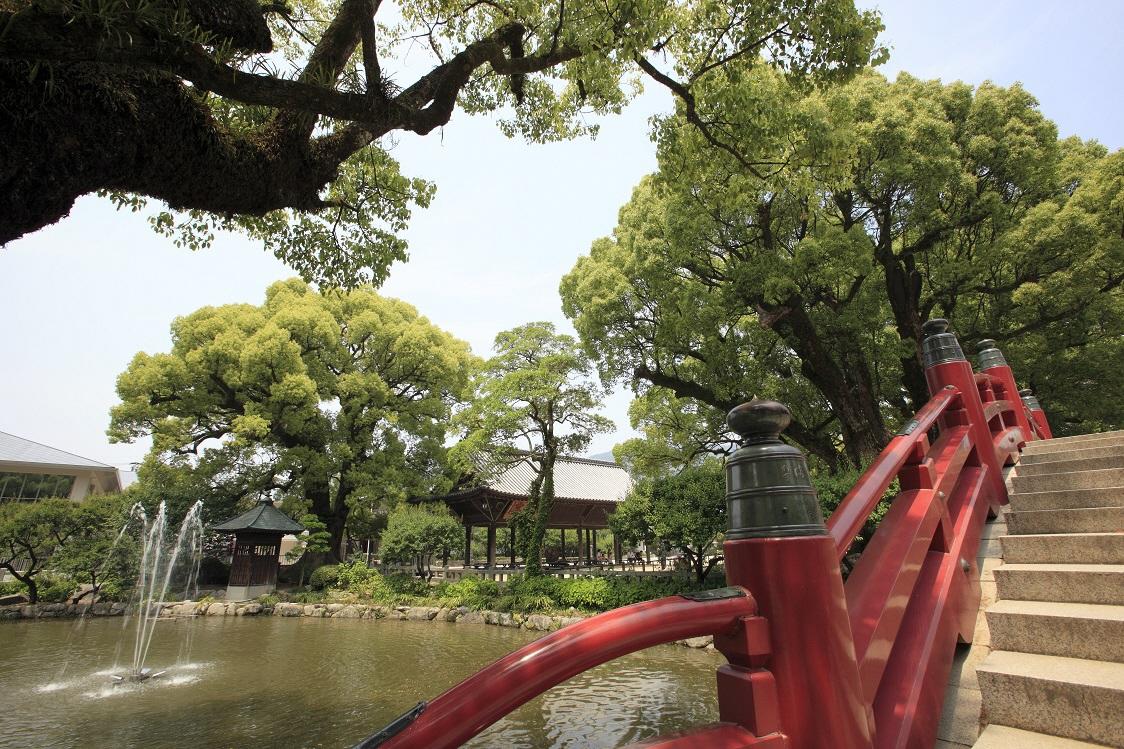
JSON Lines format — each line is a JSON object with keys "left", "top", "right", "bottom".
{"left": 0, "top": 616, "right": 723, "bottom": 748}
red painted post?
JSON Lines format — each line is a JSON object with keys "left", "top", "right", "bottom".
{"left": 975, "top": 339, "right": 1032, "bottom": 443}
{"left": 722, "top": 400, "right": 873, "bottom": 749}
{"left": 920, "top": 320, "right": 1008, "bottom": 509}
{"left": 1020, "top": 388, "right": 1054, "bottom": 439}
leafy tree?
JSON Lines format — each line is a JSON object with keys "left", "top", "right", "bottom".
{"left": 562, "top": 72, "right": 1123, "bottom": 469}
{"left": 612, "top": 462, "right": 725, "bottom": 582}
{"left": 110, "top": 279, "right": 476, "bottom": 560}
{"left": 50, "top": 493, "right": 139, "bottom": 602}
{"left": 606, "top": 490, "right": 654, "bottom": 550}
{"left": 285, "top": 513, "right": 332, "bottom": 587}
{"left": 0, "top": 0, "right": 882, "bottom": 285}
{"left": 0, "top": 499, "right": 81, "bottom": 603}
{"left": 380, "top": 504, "right": 462, "bottom": 580}
{"left": 453, "top": 322, "right": 613, "bottom": 575}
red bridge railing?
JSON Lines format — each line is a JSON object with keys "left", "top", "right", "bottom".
{"left": 361, "top": 322, "right": 1053, "bottom": 749}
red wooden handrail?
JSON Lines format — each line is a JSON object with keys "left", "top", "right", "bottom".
{"left": 366, "top": 329, "right": 1050, "bottom": 749}
{"left": 826, "top": 388, "right": 957, "bottom": 559}
{"left": 368, "top": 590, "right": 764, "bottom": 749}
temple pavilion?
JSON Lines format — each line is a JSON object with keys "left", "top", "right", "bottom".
{"left": 213, "top": 498, "right": 304, "bottom": 600}
{"left": 421, "top": 455, "right": 632, "bottom": 568}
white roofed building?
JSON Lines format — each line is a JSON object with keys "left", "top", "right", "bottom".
{"left": 420, "top": 454, "right": 633, "bottom": 568}
{"left": 0, "top": 431, "right": 123, "bottom": 502}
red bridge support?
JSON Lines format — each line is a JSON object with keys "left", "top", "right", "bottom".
{"left": 358, "top": 319, "right": 1050, "bottom": 749}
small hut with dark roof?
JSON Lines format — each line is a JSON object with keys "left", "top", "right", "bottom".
{"left": 213, "top": 498, "right": 304, "bottom": 600}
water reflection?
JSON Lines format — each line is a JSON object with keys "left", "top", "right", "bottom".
{"left": 0, "top": 617, "right": 722, "bottom": 748}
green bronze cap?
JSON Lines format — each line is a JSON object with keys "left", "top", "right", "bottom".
{"left": 1018, "top": 388, "right": 1042, "bottom": 410}
{"left": 921, "top": 319, "right": 966, "bottom": 368}
{"left": 725, "top": 400, "right": 826, "bottom": 540}
{"left": 976, "top": 339, "right": 1007, "bottom": 370}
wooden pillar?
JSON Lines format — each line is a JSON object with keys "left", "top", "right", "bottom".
{"left": 464, "top": 524, "right": 473, "bottom": 567}
{"left": 591, "top": 529, "right": 598, "bottom": 561}
{"left": 613, "top": 532, "right": 622, "bottom": 565}
{"left": 560, "top": 527, "right": 566, "bottom": 562}
{"left": 486, "top": 525, "right": 497, "bottom": 568}
{"left": 509, "top": 525, "right": 516, "bottom": 565}
{"left": 577, "top": 525, "right": 585, "bottom": 565}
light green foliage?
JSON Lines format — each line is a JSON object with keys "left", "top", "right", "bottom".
{"left": 49, "top": 493, "right": 139, "bottom": 602}
{"left": 308, "top": 564, "right": 341, "bottom": 591}
{"left": 7, "top": 0, "right": 885, "bottom": 286}
{"left": 285, "top": 513, "right": 332, "bottom": 586}
{"left": 110, "top": 280, "right": 478, "bottom": 557}
{"left": 436, "top": 577, "right": 502, "bottom": 609}
{"left": 562, "top": 71, "right": 1124, "bottom": 472}
{"left": 379, "top": 503, "right": 462, "bottom": 578}
{"left": 0, "top": 499, "right": 83, "bottom": 603}
{"left": 639, "top": 462, "right": 726, "bottom": 582}
{"left": 452, "top": 322, "right": 613, "bottom": 575}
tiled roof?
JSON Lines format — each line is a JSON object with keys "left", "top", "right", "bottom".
{"left": 212, "top": 501, "right": 305, "bottom": 534}
{"left": 0, "top": 431, "right": 115, "bottom": 471}
{"left": 482, "top": 455, "right": 631, "bottom": 504}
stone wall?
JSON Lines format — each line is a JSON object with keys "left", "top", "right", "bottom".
{"left": 0, "top": 600, "right": 716, "bottom": 649}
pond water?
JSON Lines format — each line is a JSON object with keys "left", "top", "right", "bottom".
{"left": 0, "top": 616, "right": 723, "bottom": 748}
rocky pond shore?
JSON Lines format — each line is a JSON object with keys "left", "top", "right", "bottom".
{"left": 0, "top": 600, "right": 719, "bottom": 649}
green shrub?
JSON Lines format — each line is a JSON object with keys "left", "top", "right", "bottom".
{"left": 436, "top": 577, "right": 500, "bottom": 609}
{"left": 288, "top": 590, "right": 326, "bottom": 604}
{"left": 383, "top": 573, "right": 429, "bottom": 597}
{"left": 0, "top": 580, "right": 28, "bottom": 597}
{"left": 492, "top": 575, "right": 560, "bottom": 613}
{"left": 556, "top": 577, "right": 610, "bottom": 610}
{"left": 335, "top": 559, "right": 379, "bottom": 590}
{"left": 256, "top": 593, "right": 279, "bottom": 607}
{"left": 37, "top": 576, "right": 75, "bottom": 603}
{"left": 95, "top": 579, "right": 127, "bottom": 601}
{"left": 308, "top": 564, "right": 340, "bottom": 590}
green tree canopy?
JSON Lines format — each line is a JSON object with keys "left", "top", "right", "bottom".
{"left": 610, "top": 462, "right": 725, "bottom": 582}
{"left": 452, "top": 322, "right": 613, "bottom": 575}
{"left": 380, "top": 503, "right": 462, "bottom": 579}
{"left": 562, "top": 71, "right": 1123, "bottom": 470}
{"left": 110, "top": 279, "right": 477, "bottom": 559}
{"left": 1, "top": 0, "right": 882, "bottom": 285}
{"left": 50, "top": 493, "right": 139, "bottom": 602}
{"left": 0, "top": 499, "right": 82, "bottom": 603}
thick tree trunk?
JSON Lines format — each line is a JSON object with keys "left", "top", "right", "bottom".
{"left": 766, "top": 304, "right": 889, "bottom": 466}
{"left": 521, "top": 454, "right": 556, "bottom": 577}
{"left": 881, "top": 255, "right": 932, "bottom": 408}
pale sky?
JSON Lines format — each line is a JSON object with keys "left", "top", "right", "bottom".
{"left": 2, "top": 0, "right": 1121, "bottom": 472}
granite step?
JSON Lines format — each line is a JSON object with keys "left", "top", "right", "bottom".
{"left": 1020, "top": 443, "right": 1124, "bottom": 466}
{"left": 1016, "top": 455, "right": 1124, "bottom": 476}
{"left": 1011, "top": 467, "right": 1124, "bottom": 494}
{"left": 986, "top": 599, "right": 1124, "bottom": 662}
{"left": 973, "top": 724, "right": 1113, "bottom": 749}
{"left": 994, "top": 563, "right": 1124, "bottom": 605}
{"left": 1000, "top": 533, "right": 1124, "bottom": 564}
{"left": 976, "top": 651, "right": 1124, "bottom": 747}
{"left": 1024, "top": 433, "right": 1124, "bottom": 456}
{"left": 1009, "top": 487, "right": 1124, "bottom": 511}
{"left": 1007, "top": 506, "right": 1124, "bottom": 535}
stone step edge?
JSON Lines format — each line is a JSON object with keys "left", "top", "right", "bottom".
{"left": 973, "top": 724, "right": 1113, "bottom": 749}
{"left": 987, "top": 598, "right": 1124, "bottom": 623}
{"left": 1024, "top": 430, "right": 1124, "bottom": 448}
{"left": 1008, "top": 488, "right": 1124, "bottom": 510}
{"left": 977, "top": 649, "right": 1124, "bottom": 692}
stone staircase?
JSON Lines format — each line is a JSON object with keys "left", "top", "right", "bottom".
{"left": 973, "top": 430, "right": 1124, "bottom": 748}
